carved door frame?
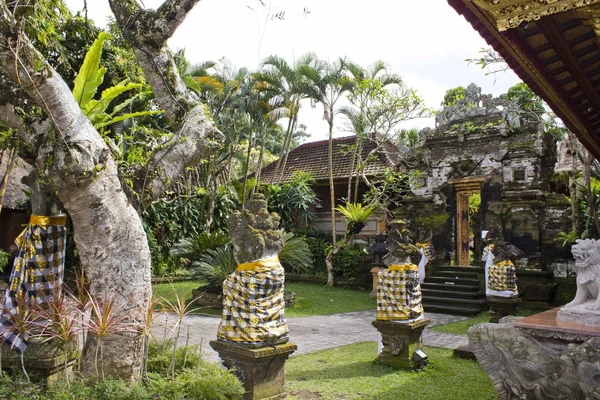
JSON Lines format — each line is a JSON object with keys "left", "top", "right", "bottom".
{"left": 449, "top": 177, "right": 484, "bottom": 266}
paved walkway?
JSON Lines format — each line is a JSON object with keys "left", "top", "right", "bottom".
{"left": 152, "top": 311, "right": 469, "bottom": 363}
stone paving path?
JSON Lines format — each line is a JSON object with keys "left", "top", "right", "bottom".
{"left": 152, "top": 311, "right": 469, "bottom": 363}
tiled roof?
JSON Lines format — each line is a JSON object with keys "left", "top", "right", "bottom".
{"left": 259, "top": 136, "right": 396, "bottom": 184}
{"left": 0, "top": 154, "right": 31, "bottom": 210}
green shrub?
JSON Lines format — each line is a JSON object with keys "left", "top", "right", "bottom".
{"left": 279, "top": 231, "right": 313, "bottom": 274}
{"left": 0, "top": 249, "right": 9, "bottom": 270}
{"left": 333, "top": 243, "right": 370, "bottom": 280}
{"left": 146, "top": 339, "right": 201, "bottom": 374}
{"left": 293, "top": 229, "right": 332, "bottom": 275}
{"left": 170, "top": 231, "right": 230, "bottom": 262}
{"left": 193, "top": 245, "right": 237, "bottom": 291}
{"left": 0, "top": 373, "right": 44, "bottom": 400}
{"left": 7, "top": 341, "right": 245, "bottom": 400}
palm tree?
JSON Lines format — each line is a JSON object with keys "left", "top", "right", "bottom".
{"left": 299, "top": 57, "right": 356, "bottom": 286}
{"left": 343, "top": 61, "right": 403, "bottom": 201}
{"left": 255, "top": 53, "right": 317, "bottom": 183}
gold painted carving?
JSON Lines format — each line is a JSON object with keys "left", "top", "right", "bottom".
{"left": 578, "top": 4, "right": 600, "bottom": 38}
{"left": 471, "top": 0, "right": 600, "bottom": 31}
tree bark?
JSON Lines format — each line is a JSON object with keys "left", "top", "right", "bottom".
{"left": 0, "top": 4, "right": 150, "bottom": 379}
{"left": 0, "top": 0, "right": 217, "bottom": 380}
{"left": 108, "top": 0, "right": 222, "bottom": 207}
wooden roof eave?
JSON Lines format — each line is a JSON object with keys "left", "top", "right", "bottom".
{"left": 447, "top": 0, "right": 600, "bottom": 159}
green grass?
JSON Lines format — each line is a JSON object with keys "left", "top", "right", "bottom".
{"left": 284, "top": 282, "right": 375, "bottom": 317}
{"left": 152, "top": 280, "right": 206, "bottom": 302}
{"left": 430, "top": 308, "right": 541, "bottom": 335}
{"left": 152, "top": 280, "right": 375, "bottom": 318}
{"left": 152, "top": 280, "right": 222, "bottom": 316}
{"left": 286, "top": 342, "right": 498, "bottom": 400}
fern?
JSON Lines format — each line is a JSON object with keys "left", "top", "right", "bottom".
{"left": 72, "top": 32, "right": 109, "bottom": 107}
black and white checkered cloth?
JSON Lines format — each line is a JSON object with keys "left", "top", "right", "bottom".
{"left": 217, "top": 255, "right": 289, "bottom": 344}
{"left": 0, "top": 215, "right": 66, "bottom": 353}
{"left": 488, "top": 260, "right": 517, "bottom": 292}
{"left": 376, "top": 264, "right": 424, "bottom": 322}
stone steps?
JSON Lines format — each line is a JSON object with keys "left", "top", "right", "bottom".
{"left": 427, "top": 276, "right": 480, "bottom": 286}
{"left": 421, "top": 266, "right": 487, "bottom": 316}
{"left": 421, "top": 288, "right": 485, "bottom": 299}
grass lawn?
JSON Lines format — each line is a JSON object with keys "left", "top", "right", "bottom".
{"left": 430, "top": 308, "right": 541, "bottom": 335}
{"left": 152, "top": 280, "right": 375, "bottom": 317}
{"left": 285, "top": 282, "right": 375, "bottom": 317}
{"left": 286, "top": 342, "right": 498, "bottom": 400}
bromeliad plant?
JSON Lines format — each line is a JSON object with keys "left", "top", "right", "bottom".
{"left": 73, "top": 32, "right": 161, "bottom": 147}
{"left": 79, "top": 293, "right": 137, "bottom": 380}
{"left": 335, "top": 202, "right": 377, "bottom": 235}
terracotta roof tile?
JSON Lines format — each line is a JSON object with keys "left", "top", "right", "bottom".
{"left": 259, "top": 136, "right": 395, "bottom": 184}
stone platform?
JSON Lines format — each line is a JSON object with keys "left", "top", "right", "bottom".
{"left": 469, "top": 308, "right": 600, "bottom": 399}
{"left": 210, "top": 340, "right": 297, "bottom": 400}
{"left": 372, "top": 318, "right": 430, "bottom": 369}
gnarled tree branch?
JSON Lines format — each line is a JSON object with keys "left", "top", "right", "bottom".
{"left": 109, "top": 0, "right": 223, "bottom": 206}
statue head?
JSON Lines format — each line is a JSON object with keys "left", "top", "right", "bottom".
{"left": 491, "top": 238, "right": 523, "bottom": 263}
{"left": 227, "top": 193, "right": 283, "bottom": 264}
{"left": 383, "top": 219, "right": 418, "bottom": 266}
{"left": 572, "top": 239, "right": 600, "bottom": 270}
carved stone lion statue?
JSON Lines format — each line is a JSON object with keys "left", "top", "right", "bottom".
{"left": 564, "top": 239, "right": 600, "bottom": 311}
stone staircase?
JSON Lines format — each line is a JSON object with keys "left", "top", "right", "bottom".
{"left": 421, "top": 265, "right": 487, "bottom": 315}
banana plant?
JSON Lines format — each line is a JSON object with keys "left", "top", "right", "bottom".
{"left": 72, "top": 32, "right": 161, "bottom": 135}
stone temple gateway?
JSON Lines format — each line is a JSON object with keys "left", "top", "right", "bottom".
{"left": 396, "top": 84, "right": 569, "bottom": 273}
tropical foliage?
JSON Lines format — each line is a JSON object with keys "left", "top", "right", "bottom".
{"left": 335, "top": 203, "right": 377, "bottom": 235}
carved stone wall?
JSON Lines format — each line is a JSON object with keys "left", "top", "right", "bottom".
{"left": 396, "top": 84, "right": 569, "bottom": 269}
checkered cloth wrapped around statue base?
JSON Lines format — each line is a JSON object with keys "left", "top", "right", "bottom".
{"left": 488, "top": 260, "right": 518, "bottom": 293}
{"left": 376, "top": 264, "right": 424, "bottom": 322}
{"left": 416, "top": 242, "right": 436, "bottom": 262}
{"left": 217, "top": 255, "right": 289, "bottom": 344}
{"left": 0, "top": 215, "right": 67, "bottom": 353}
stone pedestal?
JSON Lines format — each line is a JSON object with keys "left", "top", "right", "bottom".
{"left": 369, "top": 266, "right": 383, "bottom": 297}
{"left": 210, "top": 340, "right": 297, "bottom": 400}
{"left": 1, "top": 337, "right": 79, "bottom": 383}
{"left": 557, "top": 304, "right": 600, "bottom": 327}
{"left": 371, "top": 318, "right": 430, "bottom": 369}
{"left": 488, "top": 295, "right": 520, "bottom": 323}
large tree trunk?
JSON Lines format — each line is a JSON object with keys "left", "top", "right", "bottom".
{"left": 0, "top": 32, "right": 151, "bottom": 380}
{"left": 0, "top": 0, "right": 216, "bottom": 381}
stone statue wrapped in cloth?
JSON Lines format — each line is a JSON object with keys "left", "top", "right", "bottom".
{"left": 376, "top": 220, "right": 424, "bottom": 322}
{"left": 0, "top": 169, "right": 66, "bottom": 352}
{"left": 217, "top": 193, "right": 289, "bottom": 346}
{"left": 486, "top": 239, "right": 519, "bottom": 298}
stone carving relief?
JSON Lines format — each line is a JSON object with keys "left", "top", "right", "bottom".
{"left": 469, "top": 321, "right": 600, "bottom": 399}
{"left": 435, "top": 83, "right": 512, "bottom": 128}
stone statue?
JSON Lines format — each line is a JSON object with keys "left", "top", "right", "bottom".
{"left": 216, "top": 193, "right": 289, "bottom": 346}
{"left": 486, "top": 239, "right": 519, "bottom": 298}
{"left": 557, "top": 239, "right": 600, "bottom": 326}
{"left": 0, "top": 169, "right": 67, "bottom": 352}
{"left": 565, "top": 239, "right": 600, "bottom": 310}
{"left": 376, "top": 220, "right": 424, "bottom": 322}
